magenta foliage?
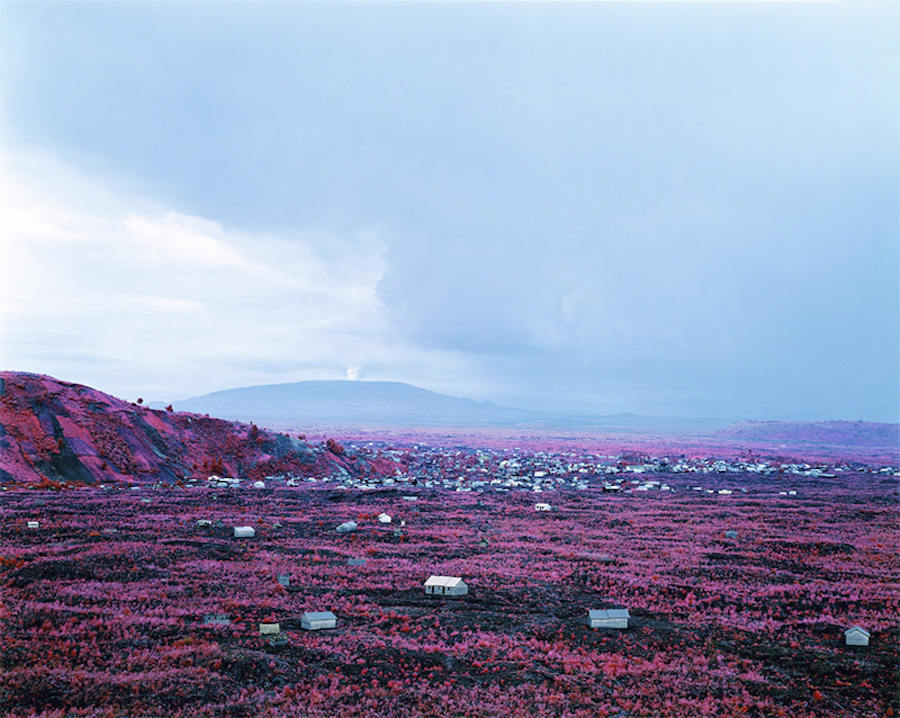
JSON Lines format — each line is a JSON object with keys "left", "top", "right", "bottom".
{"left": 1, "top": 457, "right": 897, "bottom": 718}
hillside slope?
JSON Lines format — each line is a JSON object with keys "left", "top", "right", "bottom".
{"left": 0, "top": 372, "right": 388, "bottom": 486}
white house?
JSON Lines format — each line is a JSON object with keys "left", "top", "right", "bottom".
{"left": 588, "top": 609, "right": 630, "bottom": 629}
{"left": 724, "top": 530, "right": 738, "bottom": 539}
{"left": 336, "top": 521, "right": 358, "bottom": 534}
{"left": 845, "top": 626, "right": 870, "bottom": 646}
{"left": 26, "top": 521, "right": 40, "bottom": 529}
{"left": 424, "top": 575, "right": 468, "bottom": 596}
{"left": 233, "top": 526, "right": 255, "bottom": 538}
{"left": 377, "top": 513, "right": 392, "bottom": 524}
{"left": 535, "top": 503, "right": 552, "bottom": 512}
{"left": 301, "top": 611, "right": 337, "bottom": 630}
{"left": 259, "top": 623, "right": 281, "bottom": 635}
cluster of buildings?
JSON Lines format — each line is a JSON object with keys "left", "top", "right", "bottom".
{"left": 202, "top": 443, "right": 897, "bottom": 496}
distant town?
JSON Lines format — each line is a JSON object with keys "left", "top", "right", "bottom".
{"left": 191, "top": 442, "right": 898, "bottom": 494}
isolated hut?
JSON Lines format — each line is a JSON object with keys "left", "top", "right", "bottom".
{"left": 301, "top": 611, "right": 337, "bottom": 630}
{"left": 535, "top": 503, "right": 552, "bottom": 512}
{"left": 845, "top": 626, "right": 870, "bottom": 646}
{"left": 26, "top": 521, "right": 40, "bottom": 529}
{"left": 347, "top": 558, "right": 367, "bottom": 566}
{"left": 233, "top": 526, "right": 255, "bottom": 538}
{"left": 377, "top": 513, "right": 392, "bottom": 524}
{"left": 424, "top": 575, "right": 468, "bottom": 596}
{"left": 588, "top": 609, "right": 630, "bottom": 629}
{"left": 335, "top": 521, "right": 358, "bottom": 534}
{"left": 724, "top": 530, "right": 738, "bottom": 539}
{"left": 259, "top": 623, "right": 281, "bottom": 636}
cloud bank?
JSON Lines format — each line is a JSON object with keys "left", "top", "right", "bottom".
{"left": 0, "top": 151, "right": 480, "bottom": 401}
{"left": 1, "top": 2, "right": 897, "bottom": 420}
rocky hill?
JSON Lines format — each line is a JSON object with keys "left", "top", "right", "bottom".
{"left": 0, "top": 372, "right": 392, "bottom": 486}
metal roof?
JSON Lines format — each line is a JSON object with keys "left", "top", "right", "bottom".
{"left": 302, "top": 611, "right": 336, "bottom": 621}
{"left": 588, "top": 609, "right": 630, "bottom": 620}
{"left": 424, "top": 575, "right": 465, "bottom": 587}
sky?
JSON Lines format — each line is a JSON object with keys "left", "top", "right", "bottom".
{"left": 0, "top": 0, "right": 897, "bottom": 422}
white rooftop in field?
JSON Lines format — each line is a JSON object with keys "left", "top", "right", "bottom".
{"left": 589, "top": 609, "right": 630, "bottom": 621}
{"left": 302, "top": 611, "right": 336, "bottom": 621}
{"left": 424, "top": 576, "right": 465, "bottom": 588}
{"left": 844, "top": 626, "right": 870, "bottom": 645}
{"left": 301, "top": 611, "right": 337, "bottom": 630}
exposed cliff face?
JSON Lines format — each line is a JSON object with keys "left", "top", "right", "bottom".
{"left": 0, "top": 372, "right": 381, "bottom": 486}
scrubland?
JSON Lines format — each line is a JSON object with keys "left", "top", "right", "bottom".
{"left": 1, "top": 460, "right": 897, "bottom": 718}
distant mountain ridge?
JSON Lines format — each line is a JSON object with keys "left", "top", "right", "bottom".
{"left": 161, "top": 381, "right": 899, "bottom": 458}
{"left": 161, "top": 380, "right": 539, "bottom": 427}
{"left": 715, "top": 420, "right": 900, "bottom": 448}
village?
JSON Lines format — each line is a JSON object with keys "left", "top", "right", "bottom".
{"left": 200, "top": 441, "right": 898, "bottom": 496}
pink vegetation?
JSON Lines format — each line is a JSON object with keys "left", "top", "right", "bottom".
{"left": 1, "top": 469, "right": 897, "bottom": 717}
{"left": 0, "top": 372, "right": 389, "bottom": 487}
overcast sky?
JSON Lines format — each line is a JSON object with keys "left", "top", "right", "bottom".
{"left": 1, "top": 1, "right": 897, "bottom": 421}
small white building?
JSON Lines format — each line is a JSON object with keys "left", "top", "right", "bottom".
{"left": 301, "top": 611, "right": 337, "bottom": 630}
{"left": 845, "top": 626, "right": 870, "bottom": 646}
{"left": 336, "top": 521, "right": 358, "bottom": 534}
{"left": 535, "top": 503, "right": 552, "bottom": 512}
{"left": 233, "top": 526, "right": 256, "bottom": 538}
{"left": 424, "top": 575, "right": 468, "bottom": 596}
{"left": 377, "top": 513, "right": 392, "bottom": 524}
{"left": 724, "top": 530, "right": 738, "bottom": 539}
{"left": 588, "top": 609, "right": 630, "bottom": 629}
{"left": 259, "top": 623, "right": 281, "bottom": 635}
{"left": 27, "top": 521, "right": 40, "bottom": 529}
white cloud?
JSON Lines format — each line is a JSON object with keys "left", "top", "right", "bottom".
{"left": 0, "top": 149, "right": 477, "bottom": 401}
